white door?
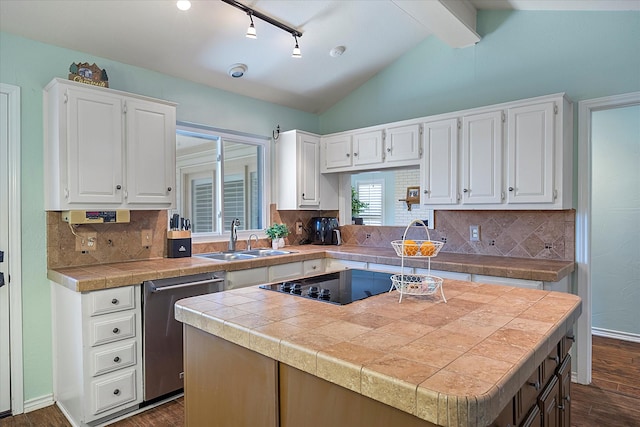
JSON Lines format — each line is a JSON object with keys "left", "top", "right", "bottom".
{"left": 352, "top": 130, "right": 383, "bottom": 166}
{"left": 421, "top": 118, "right": 459, "bottom": 205}
{"left": 322, "top": 134, "right": 352, "bottom": 170}
{"left": 298, "top": 134, "right": 320, "bottom": 206}
{"left": 461, "top": 110, "right": 503, "bottom": 204}
{"left": 0, "top": 84, "right": 19, "bottom": 415}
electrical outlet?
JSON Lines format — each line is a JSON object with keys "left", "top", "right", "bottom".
{"left": 295, "top": 222, "right": 303, "bottom": 235}
{"left": 141, "top": 229, "right": 153, "bottom": 247}
{"left": 75, "top": 232, "right": 97, "bottom": 251}
{"left": 469, "top": 225, "right": 480, "bottom": 242}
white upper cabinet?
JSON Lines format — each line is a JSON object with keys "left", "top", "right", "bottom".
{"left": 385, "top": 124, "right": 421, "bottom": 164}
{"left": 44, "top": 78, "right": 177, "bottom": 210}
{"left": 352, "top": 130, "right": 383, "bottom": 166}
{"left": 421, "top": 118, "right": 459, "bottom": 205}
{"left": 277, "top": 130, "right": 338, "bottom": 210}
{"left": 322, "top": 134, "right": 352, "bottom": 170}
{"left": 461, "top": 110, "right": 504, "bottom": 205}
{"left": 507, "top": 101, "right": 556, "bottom": 204}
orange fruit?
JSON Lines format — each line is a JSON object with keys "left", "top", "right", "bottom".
{"left": 420, "top": 241, "right": 436, "bottom": 256}
{"left": 403, "top": 240, "right": 419, "bottom": 256}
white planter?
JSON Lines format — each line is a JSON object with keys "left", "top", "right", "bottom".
{"left": 278, "top": 237, "right": 285, "bottom": 248}
{"left": 272, "top": 240, "right": 279, "bottom": 250}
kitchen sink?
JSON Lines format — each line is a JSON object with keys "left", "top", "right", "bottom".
{"left": 195, "top": 249, "right": 293, "bottom": 261}
{"left": 242, "top": 249, "right": 292, "bottom": 257}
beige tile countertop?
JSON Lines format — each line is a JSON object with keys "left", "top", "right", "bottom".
{"left": 175, "top": 279, "right": 582, "bottom": 427}
{"left": 47, "top": 245, "right": 574, "bottom": 292}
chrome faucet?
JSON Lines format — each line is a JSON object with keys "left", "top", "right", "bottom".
{"left": 229, "top": 218, "right": 240, "bottom": 251}
{"left": 247, "top": 234, "right": 259, "bottom": 250}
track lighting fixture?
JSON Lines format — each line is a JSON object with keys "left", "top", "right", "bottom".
{"left": 292, "top": 35, "right": 301, "bottom": 58}
{"left": 176, "top": 0, "right": 191, "bottom": 11}
{"left": 221, "top": 0, "right": 302, "bottom": 58}
{"left": 246, "top": 11, "right": 256, "bottom": 39}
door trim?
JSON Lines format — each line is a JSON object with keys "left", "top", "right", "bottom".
{"left": 576, "top": 91, "right": 640, "bottom": 385}
{"left": 0, "top": 83, "right": 23, "bottom": 415}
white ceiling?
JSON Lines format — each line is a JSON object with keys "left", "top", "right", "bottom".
{"left": 1, "top": 0, "right": 637, "bottom": 113}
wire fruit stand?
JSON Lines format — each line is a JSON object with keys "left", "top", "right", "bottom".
{"left": 390, "top": 219, "right": 447, "bottom": 303}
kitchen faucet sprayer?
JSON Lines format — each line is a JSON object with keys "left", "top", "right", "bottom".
{"left": 229, "top": 218, "right": 240, "bottom": 251}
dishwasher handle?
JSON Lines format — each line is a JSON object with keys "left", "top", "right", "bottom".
{"left": 149, "top": 277, "right": 225, "bottom": 293}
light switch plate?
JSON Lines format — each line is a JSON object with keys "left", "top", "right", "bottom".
{"left": 469, "top": 225, "right": 480, "bottom": 241}
{"left": 141, "top": 229, "right": 153, "bottom": 247}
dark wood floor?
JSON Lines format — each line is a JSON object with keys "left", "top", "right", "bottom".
{"left": 1, "top": 336, "right": 638, "bottom": 426}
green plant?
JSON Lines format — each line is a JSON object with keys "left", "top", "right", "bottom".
{"left": 351, "top": 187, "right": 369, "bottom": 217}
{"left": 265, "top": 223, "right": 289, "bottom": 239}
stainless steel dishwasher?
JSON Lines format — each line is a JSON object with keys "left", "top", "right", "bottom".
{"left": 142, "top": 271, "right": 225, "bottom": 402}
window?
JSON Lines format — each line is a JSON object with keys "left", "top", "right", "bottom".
{"left": 176, "top": 123, "right": 269, "bottom": 237}
{"left": 355, "top": 180, "right": 384, "bottom": 225}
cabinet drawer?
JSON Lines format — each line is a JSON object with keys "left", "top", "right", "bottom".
{"left": 303, "top": 259, "right": 324, "bottom": 276}
{"left": 325, "top": 259, "right": 367, "bottom": 272}
{"left": 88, "top": 287, "right": 135, "bottom": 316}
{"left": 90, "top": 340, "right": 137, "bottom": 377}
{"left": 269, "top": 262, "right": 303, "bottom": 282}
{"left": 91, "top": 368, "right": 138, "bottom": 415}
{"left": 89, "top": 312, "right": 136, "bottom": 347}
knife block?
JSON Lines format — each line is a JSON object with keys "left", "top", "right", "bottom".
{"left": 167, "top": 230, "right": 192, "bottom": 258}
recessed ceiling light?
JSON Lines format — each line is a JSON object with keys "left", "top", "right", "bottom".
{"left": 176, "top": 1, "right": 191, "bottom": 11}
{"left": 329, "top": 46, "right": 346, "bottom": 57}
{"left": 228, "top": 64, "right": 248, "bottom": 78}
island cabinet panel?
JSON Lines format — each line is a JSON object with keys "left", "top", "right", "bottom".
{"left": 183, "top": 326, "right": 278, "bottom": 427}
{"left": 279, "top": 364, "right": 436, "bottom": 427}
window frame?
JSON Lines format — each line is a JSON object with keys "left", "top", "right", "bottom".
{"left": 176, "top": 121, "right": 271, "bottom": 243}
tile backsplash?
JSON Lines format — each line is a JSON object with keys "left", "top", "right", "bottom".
{"left": 338, "top": 210, "right": 575, "bottom": 261}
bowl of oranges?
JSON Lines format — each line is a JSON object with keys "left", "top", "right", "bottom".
{"left": 391, "top": 239, "right": 443, "bottom": 257}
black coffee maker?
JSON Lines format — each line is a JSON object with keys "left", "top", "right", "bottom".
{"left": 310, "top": 217, "right": 341, "bottom": 245}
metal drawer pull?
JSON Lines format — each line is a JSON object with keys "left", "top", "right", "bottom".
{"left": 112, "top": 327, "right": 120, "bottom": 334}
{"left": 150, "top": 277, "right": 225, "bottom": 293}
{"left": 528, "top": 381, "right": 541, "bottom": 391}
{"left": 113, "top": 389, "right": 120, "bottom": 396}
{"left": 549, "top": 355, "right": 560, "bottom": 363}
{"left": 567, "top": 335, "right": 575, "bottom": 342}
{"left": 113, "top": 356, "right": 121, "bottom": 363}
{"left": 111, "top": 298, "right": 119, "bottom": 305}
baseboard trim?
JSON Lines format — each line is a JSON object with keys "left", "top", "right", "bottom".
{"left": 592, "top": 327, "right": 640, "bottom": 343}
{"left": 23, "top": 394, "right": 54, "bottom": 413}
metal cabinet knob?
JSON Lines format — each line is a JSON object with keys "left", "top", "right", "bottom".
{"left": 353, "top": 152, "right": 358, "bottom": 156}
{"left": 387, "top": 148, "right": 391, "bottom": 152}
{"left": 113, "top": 356, "right": 121, "bottom": 363}
{"left": 116, "top": 185, "right": 122, "bottom": 190}
{"left": 167, "top": 187, "right": 172, "bottom": 192}
{"left": 463, "top": 188, "right": 469, "bottom": 193}
{"left": 113, "top": 389, "right": 120, "bottom": 396}
{"left": 508, "top": 186, "right": 514, "bottom": 191}
{"left": 423, "top": 189, "right": 429, "bottom": 194}
{"left": 112, "top": 327, "right": 120, "bottom": 334}
{"left": 111, "top": 298, "right": 118, "bottom": 305}
{"left": 346, "top": 153, "right": 350, "bottom": 157}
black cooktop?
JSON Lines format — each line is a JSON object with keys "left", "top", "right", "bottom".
{"left": 258, "top": 269, "right": 392, "bottom": 305}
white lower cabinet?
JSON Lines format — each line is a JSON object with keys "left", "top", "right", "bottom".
{"left": 226, "top": 267, "right": 269, "bottom": 290}
{"left": 303, "top": 259, "right": 324, "bottom": 276}
{"left": 269, "top": 262, "right": 304, "bottom": 282}
{"left": 52, "top": 284, "right": 143, "bottom": 426}
{"left": 325, "top": 259, "right": 368, "bottom": 272}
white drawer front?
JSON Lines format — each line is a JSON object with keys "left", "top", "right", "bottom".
{"left": 89, "top": 312, "right": 136, "bottom": 347}
{"left": 88, "top": 287, "right": 135, "bottom": 316}
{"left": 91, "top": 369, "right": 137, "bottom": 415}
{"left": 269, "top": 262, "right": 303, "bottom": 282}
{"left": 90, "top": 340, "right": 137, "bottom": 377}
{"left": 303, "top": 259, "right": 324, "bottom": 276}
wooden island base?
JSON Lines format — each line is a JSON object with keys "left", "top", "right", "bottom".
{"left": 184, "top": 326, "right": 435, "bottom": 427}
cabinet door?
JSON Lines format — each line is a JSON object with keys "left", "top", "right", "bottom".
{"left": 462, "top": 110, "right": 503, "bottom": 204}
{"left": 538, "top": 375, "right": 560, "bottom": 427}
{"left": 507, "top": 102, "right": 555, "bottom": 204}
{"left": 557, "top": 355, "right": 571, "bottom": 427}
{"left": 421, "top": 118, "right": 458, "bottom": 205}
{"left": 125, "top": 98, "right": 176, "bottom": 206}
{"left": 298, "top": 134, "right": 321, "bottom": 206}
{"left": 66, "top": 88, "right": 123, "bottom": 204}
{"left": 352, "top": 130, "right": 383, "bottom": 166}
{"left": 323, "top": 134, "right": 352, "bottom": 169}
{"left": 385, "top": 124, "right": 421, "bottom": 163}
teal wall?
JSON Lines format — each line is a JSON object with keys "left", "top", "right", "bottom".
{"left": 0, "top": 31, "right": 318, "bottom": 403}
{"left": 319, "top": 11, "right": 640, "bottom": 133}
{"left": 1, "top": 9, "right": 640, "bottom": 404}
{"left": 591, "top": 104, "right": 640, "bottom": 335}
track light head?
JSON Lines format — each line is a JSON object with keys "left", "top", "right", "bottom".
{"left": 292, "top": 35, "right": 301, "bottom": 58}
{"left": 246, "top": 12, "right": 257, "bottom": 39}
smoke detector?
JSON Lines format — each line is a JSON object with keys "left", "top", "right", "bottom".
{"left": 329, "top": 46, "right": 346, "bottom": 57}
{"left": 228, "top": 64, "right": 247, "bottom": 78}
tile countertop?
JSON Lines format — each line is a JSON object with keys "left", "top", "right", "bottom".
{"left": 47, "top": 245, "right": 574, "bottom": 292}
{"left": 174, "top": 280, "right": 582, "bottom": 427}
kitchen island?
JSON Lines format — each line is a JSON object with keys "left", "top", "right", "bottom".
{"left": 175, "top": 277, "right": 581, "bottom": 427}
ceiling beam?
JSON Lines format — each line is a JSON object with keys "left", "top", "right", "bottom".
{"left": 392, "top": 0, "right": 481, "bottom": 48}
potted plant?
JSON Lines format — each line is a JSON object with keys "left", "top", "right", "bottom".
{"left": 351, "top": 187, "right": 368, "bottom": 225}
{"left": 265, "top": 223, "right": 289, "bottom": 249}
